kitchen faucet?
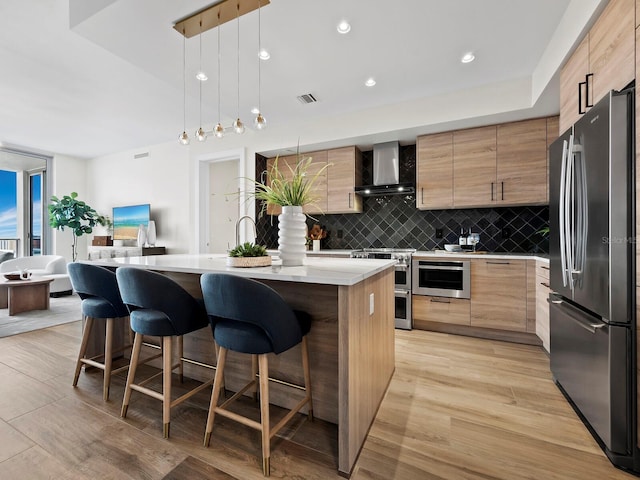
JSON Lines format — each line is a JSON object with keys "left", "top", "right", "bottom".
{"left": 235, "top": 215, "right": 257, "bottom": 246}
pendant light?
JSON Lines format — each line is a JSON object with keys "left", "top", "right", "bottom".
{"left": 254, "top": 0, "right": 266, "bottom": 130}
{"left": 178, "top": 28, "right": 190, "bottom": 145}
{"left": 214, "top": 11, "right": 224, "bottom": 138}
{"left": 195, "top": 20, "right": 207, "bottom": 142}
{"left": 232, "top": 2, "right": 245, "bottom": 134}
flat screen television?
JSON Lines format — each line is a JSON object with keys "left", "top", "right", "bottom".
{"left": 112, "top": 204, "right": 150, "bottom": 241}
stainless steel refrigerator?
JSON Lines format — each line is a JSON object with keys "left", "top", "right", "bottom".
{"left": 549, "top": 88, "right": 636, "bottom": 473}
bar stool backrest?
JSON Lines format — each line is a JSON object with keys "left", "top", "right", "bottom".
{"left": 68, "top": 262, "right": 129, "bottom": 318}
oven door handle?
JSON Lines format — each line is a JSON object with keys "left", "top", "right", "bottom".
{"left": 418, "top": 265, "right": 464, "bottom": 271}
{"left": 394, "top": 290, "right": 411, "bottom": 297}
{"left": 395, "top": 264, "right": 409, "bottom": 270}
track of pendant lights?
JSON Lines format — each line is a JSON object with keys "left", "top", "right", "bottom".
{"left": 175, "top": 0, "right": 268, "bottom": 145}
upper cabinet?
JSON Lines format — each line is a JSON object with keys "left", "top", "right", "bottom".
{"left": 327, "top": 147, "right": 363, "bottom": 213}
{"left": 453, "top": 126, "right": 497, "bottom": 207}
{"left": 416, "top": 132, "right": 453, "bottom": 209}
{"left": 417, "top": 116, "right": 556, "bottom": 210}
{"left": 496, "top": 118, "right": 548, "bottom": 205}
{"left": 266, "top": 146, "right": 362, "bottom": 216}
{"left": 559, "top": 0, "right": 635, "bottom": 133}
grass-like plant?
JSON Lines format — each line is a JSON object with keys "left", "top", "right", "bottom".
{"left": 252, "top": 152, "right": 329, "bottom": 216}
{"left": 228, "top": 242, "right": 268, "bottom": 257}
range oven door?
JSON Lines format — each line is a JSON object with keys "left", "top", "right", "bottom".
{"left": 394, "top": 289, "right": 411, "bottom": 330}
{"left": 394, "top": 263, "right": 410, "bottom": 290}
{"left": 549, "top": 294, "right": 630, "bottom": 455}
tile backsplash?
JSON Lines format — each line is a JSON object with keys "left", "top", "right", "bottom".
{"left": 255, "top": 145, "right": 549, "bottom": 253}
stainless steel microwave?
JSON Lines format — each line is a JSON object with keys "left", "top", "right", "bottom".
{"left": 412, "top": 259, "right": 471, "bottom": 298}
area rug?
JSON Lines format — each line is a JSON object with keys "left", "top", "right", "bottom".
{"left": 0, "top": 294, "right": 81, "bottom": 338}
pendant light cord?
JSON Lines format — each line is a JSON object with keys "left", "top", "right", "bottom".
{"left": 257, "top": 0, "right": 261, "bottom": 113}
{"left": 236, "top": 2, "right": 241, "bottom": 120}
{"left": 198, "top": 20, "right": 202, "bottom": 128}
{"left": 183, "top": 29, "right": 187, "bottom": 132}
{"left": 217, "top": 12, "right": 221, "bottom": 125}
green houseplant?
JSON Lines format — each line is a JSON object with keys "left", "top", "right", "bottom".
{"left": 250, "top": 150, "right": 330, "bottom": 266}
{"left": 226, "top": 242, "right": 271, "bottom": 268}
{"left": 48, "top": 192, "right": 109, "bottom": 261}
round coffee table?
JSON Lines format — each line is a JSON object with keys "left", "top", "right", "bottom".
{"left": 0, "top": 277, "right": 54, "bottom": 316}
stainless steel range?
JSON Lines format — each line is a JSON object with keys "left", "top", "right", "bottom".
{"left": 350, "top": 248, "right": 415, "bottom": 330}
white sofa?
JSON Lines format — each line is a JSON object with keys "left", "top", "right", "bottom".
{"left": 0, "top": 255, "right": 73, "bottom": 296}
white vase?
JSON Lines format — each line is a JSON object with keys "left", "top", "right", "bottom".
{"left": 278, "top": 206, "right": 306, "bottom": 266}
{"left": 147, "top": 220, "right": 156, "bottom": 246}
{"left": 137, "top": 224, "right": 147, "bottom": 247}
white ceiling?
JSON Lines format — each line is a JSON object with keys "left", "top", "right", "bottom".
{"left": 0, "top": 0, "right": 604, "bottom": 160}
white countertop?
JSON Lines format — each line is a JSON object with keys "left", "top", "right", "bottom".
{"left": 413, "top": 250, "right": 549, "bottom": 262}
{"left": 85, "top": 253, "right": 396, "bottom": 286}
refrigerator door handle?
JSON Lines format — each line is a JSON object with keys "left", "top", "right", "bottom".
{"left": 559, "top": 139, "right": 569, "bottom": 287}
{"left": 565, "top": 134, "right": 575, "bottom": 290}
{"left": 553, "top": 299, "right": 606, "bottom": 334}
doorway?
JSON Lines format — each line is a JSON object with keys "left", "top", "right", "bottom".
{"left": 209, "top": 160, "right": 239, "bottom": 253}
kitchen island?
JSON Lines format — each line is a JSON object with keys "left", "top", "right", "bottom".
{"left": 86, "top": 254, "right": 396, "bottom": 477}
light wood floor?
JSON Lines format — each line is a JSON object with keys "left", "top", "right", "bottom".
{"left": 0, "top": 320, "right": 635, "bottom": 479}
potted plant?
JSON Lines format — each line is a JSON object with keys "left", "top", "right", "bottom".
{"left": 251, "top": 151, "right": 329, "bottom": 266}
{"left": 226, "top": 242, "right": 272, "bottom": 268}
{"left": 48, "top": 192, "right": 110, "bottom": 261}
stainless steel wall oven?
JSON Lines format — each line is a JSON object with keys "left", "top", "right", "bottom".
{"left": 412, "top": 259, "right": 471, "bottom": 299}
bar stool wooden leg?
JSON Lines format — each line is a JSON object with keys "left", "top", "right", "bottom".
{"left": 204, "top": 347, "right": 227, "bottom": 447}
{"left": 177, "top": 335, "right": 184, "bottom": 383}
{"left": 251, "top": 354, "right": 259, "bottom": 402}
{"left": 301, "top": 336, "right": 313, "bottom": 421}
{"left": 121, "top": 332, "right": 143, "bottom": 418}
{"left": 73, "top": 316, "right": 94, "bottom": 387}
{"left": 103, "top": 318, "right": 114, "bottom": 401}
{"left": 258, "top": 354, "right": 270, "bottom": 477}
{"left": 214, "top": 342, "right": 226, "bottom": 395}
{"left": 162, "top": 336, "right": 173, "bottom": 438}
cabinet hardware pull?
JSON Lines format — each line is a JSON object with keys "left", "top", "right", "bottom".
{"left": 501, "top": 181, "right": 504, "bottom": 200}
{"left": 578, "top": 80, "right": 586, "bottom": 114}
{"left": 541, "top": 282, "right": 550, "bottom": 288}
{"left": 430, "top": 298, "right": 451, "bottom": 304}
{"left": 421, "top": 187, "right": 424, "bottom": 205}
{"left": 490, "top": 182, "right": 494, "bottom": 201}
{"left": 348, "top": 192, "right": 352, "bottom": 208}
{"left": 585, "top": 73, "right": 593, "bottom": 108}
{"left": 486, "top": 261, "right": 510, "bottom": 265}
{"left": 541, "top": 265, "right": 550, "bottom": 270}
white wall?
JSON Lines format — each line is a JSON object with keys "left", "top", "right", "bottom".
{"left": 50, "top": 154, "right": 88, "bottom": 262}
{"left": 86, "top": 142, "right": 191, "bottom": 253}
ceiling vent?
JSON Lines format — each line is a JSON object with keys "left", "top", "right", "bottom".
{"left": 134, "top": 152, "right": 149, "bottom": 159}
{"left": 297, "top": 93, "right": 317, "bottom": 104}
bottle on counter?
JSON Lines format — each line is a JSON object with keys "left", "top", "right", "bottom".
{"left": 459, "top": 228, "right": 468, "bottom": 246}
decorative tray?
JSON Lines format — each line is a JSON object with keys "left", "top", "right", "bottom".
{"left": 3, "top": 273, "right": 23, "bottom": 281}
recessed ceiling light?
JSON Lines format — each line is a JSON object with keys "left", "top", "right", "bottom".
{"left": 258, "top": 49, "right": 270, "bottom": 60}
{"left": 251, "top": 107, "right": 260, "bottom": 114}
{"left": 337, "top": 20, "right": 351, "bottom": 34}
{"left": 365, "top": 78, "right": 376, "bottom": 87}
{"left": 196, "top": 71, "right": 208, "bottom": 81}
{"left": 461, "top": 52, "right": 475, "bottom": 64}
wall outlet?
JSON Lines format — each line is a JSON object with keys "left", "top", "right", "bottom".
{"left": 369, "top": 293, "right": 375, "bottom": 315}
{"left": 435, "top": 228, "right": 443, "bottom": 239}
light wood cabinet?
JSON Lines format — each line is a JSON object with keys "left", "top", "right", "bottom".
{"left": 589, "top": 0, "right": 635, "bottom": 104}
{"left": 412, "top": 295, "right": 470, "bottom": 329}
{"left": 559, "top": 0, "right": 635, "bottom": 133}
{"left": 535, "top": 261, "right": 551, "bottom": 353}
{"left": 327, "top": 146, "right": 363, "bottom": 213}
{"left": 560, "top": 35, "right": 590, "bottom": 133}
{"left": 470, "top": 259, "right": 527, "bottom": 332}
{"left": 453, "top": 126, "right": 497, "bottom": 207}
{"left": 416, "top": 132, "right": 453, "bottom": 209}
{"left": 496, "top": 118, "right": 548, "bottom": 205}
{"left": 546, "top": 116, "right": 560, "bottom": 203}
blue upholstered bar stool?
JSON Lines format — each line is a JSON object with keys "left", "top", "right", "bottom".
{"left": 200, "top": 273, "right": 313, "bottom": 477}
{"left": 68, "top": 262, "right": 130, "bottom": 401}
{"left": 116, "top": 267, "right": 211, "bottom": 438}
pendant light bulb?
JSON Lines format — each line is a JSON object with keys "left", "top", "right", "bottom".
{"left": 214, "top": 122, "right": 225, "bottom": 138}
{"left": 196, "top": 127, "right": 206, "bottom": 142}
{"left": 233, "top": 118, "right": 245, "bottom": 134}
{"left": 179, "top": 131, "right": 190, "bottom": 145}
{"left": 254, "top": 113, "right": 266, "bottom": 130}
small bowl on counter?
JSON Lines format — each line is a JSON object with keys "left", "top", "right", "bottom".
{"left": 444, "top": 244, "right": 463, "bottom": 252}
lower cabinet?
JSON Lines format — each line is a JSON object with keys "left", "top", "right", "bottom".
{"left": 412, "top": 295, "right": 470, "bottom": 329}
{"left": 535, "top": 260, "right": 551, "bottom": 353}
{"left": 470, "top": 259, "right": 527, "bottom": 332}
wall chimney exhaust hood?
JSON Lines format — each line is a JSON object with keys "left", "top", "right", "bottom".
{"left": 355, "top": 141, "right": 415, "bottom": 196}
